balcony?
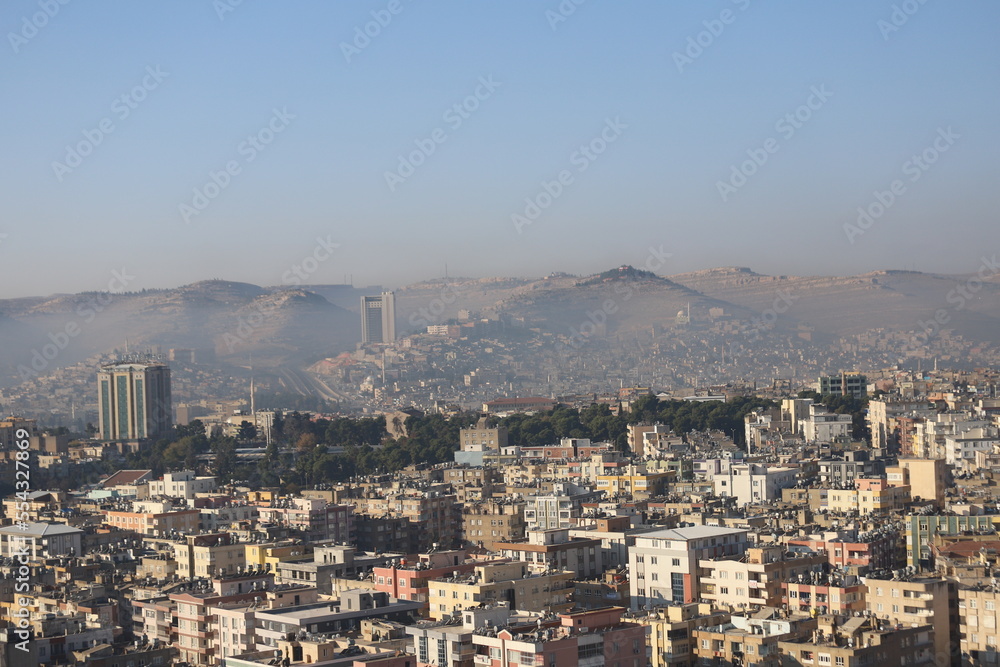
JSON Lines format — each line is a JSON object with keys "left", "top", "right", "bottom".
{"left": 473, "top": 654, "right": 493, "bottom": 666}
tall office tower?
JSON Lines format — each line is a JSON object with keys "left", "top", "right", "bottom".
{"left": 360, "top": 291, "right": 396, "bottom": 343}
{"left": 97, "top": 361, "right": 172, "bottom": 440}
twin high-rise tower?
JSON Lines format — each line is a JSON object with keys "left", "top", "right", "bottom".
{"left": 97, "top": 361, "right": 172, "bottom": 440}
{"left": 360, "top": 291, "right": 396, "bottom": 344}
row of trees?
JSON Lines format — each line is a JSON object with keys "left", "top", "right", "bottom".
{"left": 129, "top": 391, "right": 869, "bottom": 490}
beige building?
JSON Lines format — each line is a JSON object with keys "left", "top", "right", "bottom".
{"left": 426, "top": 561, "right": 574, "bottom": 620}
{"left": 699, "top": 546, "right": 825, "bottom": 610}
{"left": 888, "top": 458, "right": 947, "bottom": 506}
{"left": 639, "top": 603, "right": 730, "bottom": 667}
{"left": 825, "top": 478, "right": 911, "bottom": 515}
{"left": 959, "top": 584, "right": 1000, "bottom": 666}
{"left": 174, "top": 532, "right": 247, "bottom": 578}
{"left": 865, "top": 576, "right": 955, "bottom": 665}
{"left": 779, "top": 615, "right": 935, "bottom": 667}
{"left": 691, "top": 610, "right": 815, "bottom": 666}
{"left": 462, "top": 499, "right": 526, "bottom": 551}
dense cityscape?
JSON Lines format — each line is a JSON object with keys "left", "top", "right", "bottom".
{"left": 5, "top": 296, "right": 1000, "bottom": 666}
{"left": 5, "top": 3, "right": 999, "bottom": 666}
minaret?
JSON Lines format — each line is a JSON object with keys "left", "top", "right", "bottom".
{"left": 249, "top": 353, "right": 255, "bottom": 416}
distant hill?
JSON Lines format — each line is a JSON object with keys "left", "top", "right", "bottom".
{"left": 669, "top": 267, "right": 1000, "bottom": 341}
{"left": 0, "top": 280, "right": 357, "bottom": 383}
{"left": 3, "top": 266, "right": 999, "bottom": 387}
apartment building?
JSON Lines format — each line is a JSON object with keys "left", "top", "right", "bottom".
{"left": 903, "top": 513, "right": 999, "bottom": 568}
{"left": 523, "top": 484, "right": 601, "bottom": 531}
{"left": 826, "top": 478, "right": 911, "bottom": 515}
{"left": 147, "top": 470, "right": 217, "bottom": 499}
{"left": 782, "top": 575, "right": 867, "bottom": 615}
{"left": 958, "top": 583, "right": 1000, "bottom": 666}
{"left": 888, "top": 458, "right": 947, "bottom": 506}
{"left": 426, "top": 562, "right": 574, "bottom": 620}
{"left": 639, "top": 602, "right": 730, "bottom": 667}
{"left": 104, "top": 500, "right": 200, "bottom": 537}
{"left": 256, "top": 497, "right": 354, "bottom": 544}
{"left": 629, "top": 526, "right": 750, "bottom": 610}
{"left": 372, "top": 549, "right": 478, "bottom": 609}
{"left": 406, "top": 604, "right": 512, "bottom": 667}
{"left": 471, "top": 606, "right": 646, "bottom": 667}
{"left": 779, "top": 614, "right": 935, "bottom": 667}
{"left": 173, "top": 532, "right": 246, "bottom": 578}
{"left": 865, "top": 575, "right": 956, "bottom": 666}
{"left": 691, "top": 610, "right": 815, "bottom": 667}
{"left": 253, "top": 590, "right": 422, "bottom": 652}
{"left": 713, "top": 463, "right": 798, "bottom": 505}
{"left": 799, "top": 403, "right": 853, "bottom": 443}
{"left": 698, "top": 546, "right": 826, "bottom": 610}
{"left": 495, "top": 528, "right": 604, "bottom": 579}
{"left": 462, "top": 499, "right": 526, "bottom": 551}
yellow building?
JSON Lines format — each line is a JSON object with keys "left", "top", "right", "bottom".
{"left": 244, "top": 540, "right": 313, "bottom": 570}
{"left": 825, "top": 479, "right": 910, "bottom": 515}
{"left": 174, "top": 532, "right": 246, "bottom": 578}
{"left": 596, "top": 464, "right": 672, "bottom": 500}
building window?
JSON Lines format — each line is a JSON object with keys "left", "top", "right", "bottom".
{"left": 671, "top": 573, "right": 685, "bottom": 604}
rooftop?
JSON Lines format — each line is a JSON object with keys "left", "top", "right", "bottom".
{"left": 637, "top": 525, "right": 748, "bottom": 541}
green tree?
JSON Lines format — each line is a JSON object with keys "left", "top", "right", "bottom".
{"left": 237, "top": 421, "right": 258, "bottom": 443}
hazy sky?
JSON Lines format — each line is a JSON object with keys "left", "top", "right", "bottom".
{"left": 2, "top": 1, "right": 998, "bottom": 298}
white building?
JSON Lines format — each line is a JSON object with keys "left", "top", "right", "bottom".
{"left": 799, "top": 403, "right": 852, "bottom": 443}
{"left": 943, "top": 426, "right": 1000, "bottom": 470}
{"left": 713, "top": 463, "right": 798, "bottom": 505}
{"left": 0, "top": 522, "right": 83, "bottom": 558}
{"left": 147, "top": 470, "right": 217, "bottom": 499}
{"left": 629, "top": 526, "right": 749, "bottom": 610}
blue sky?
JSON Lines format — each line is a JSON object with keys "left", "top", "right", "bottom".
{"left": 2, "top": 0, "right": 998, "bottom": 297}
